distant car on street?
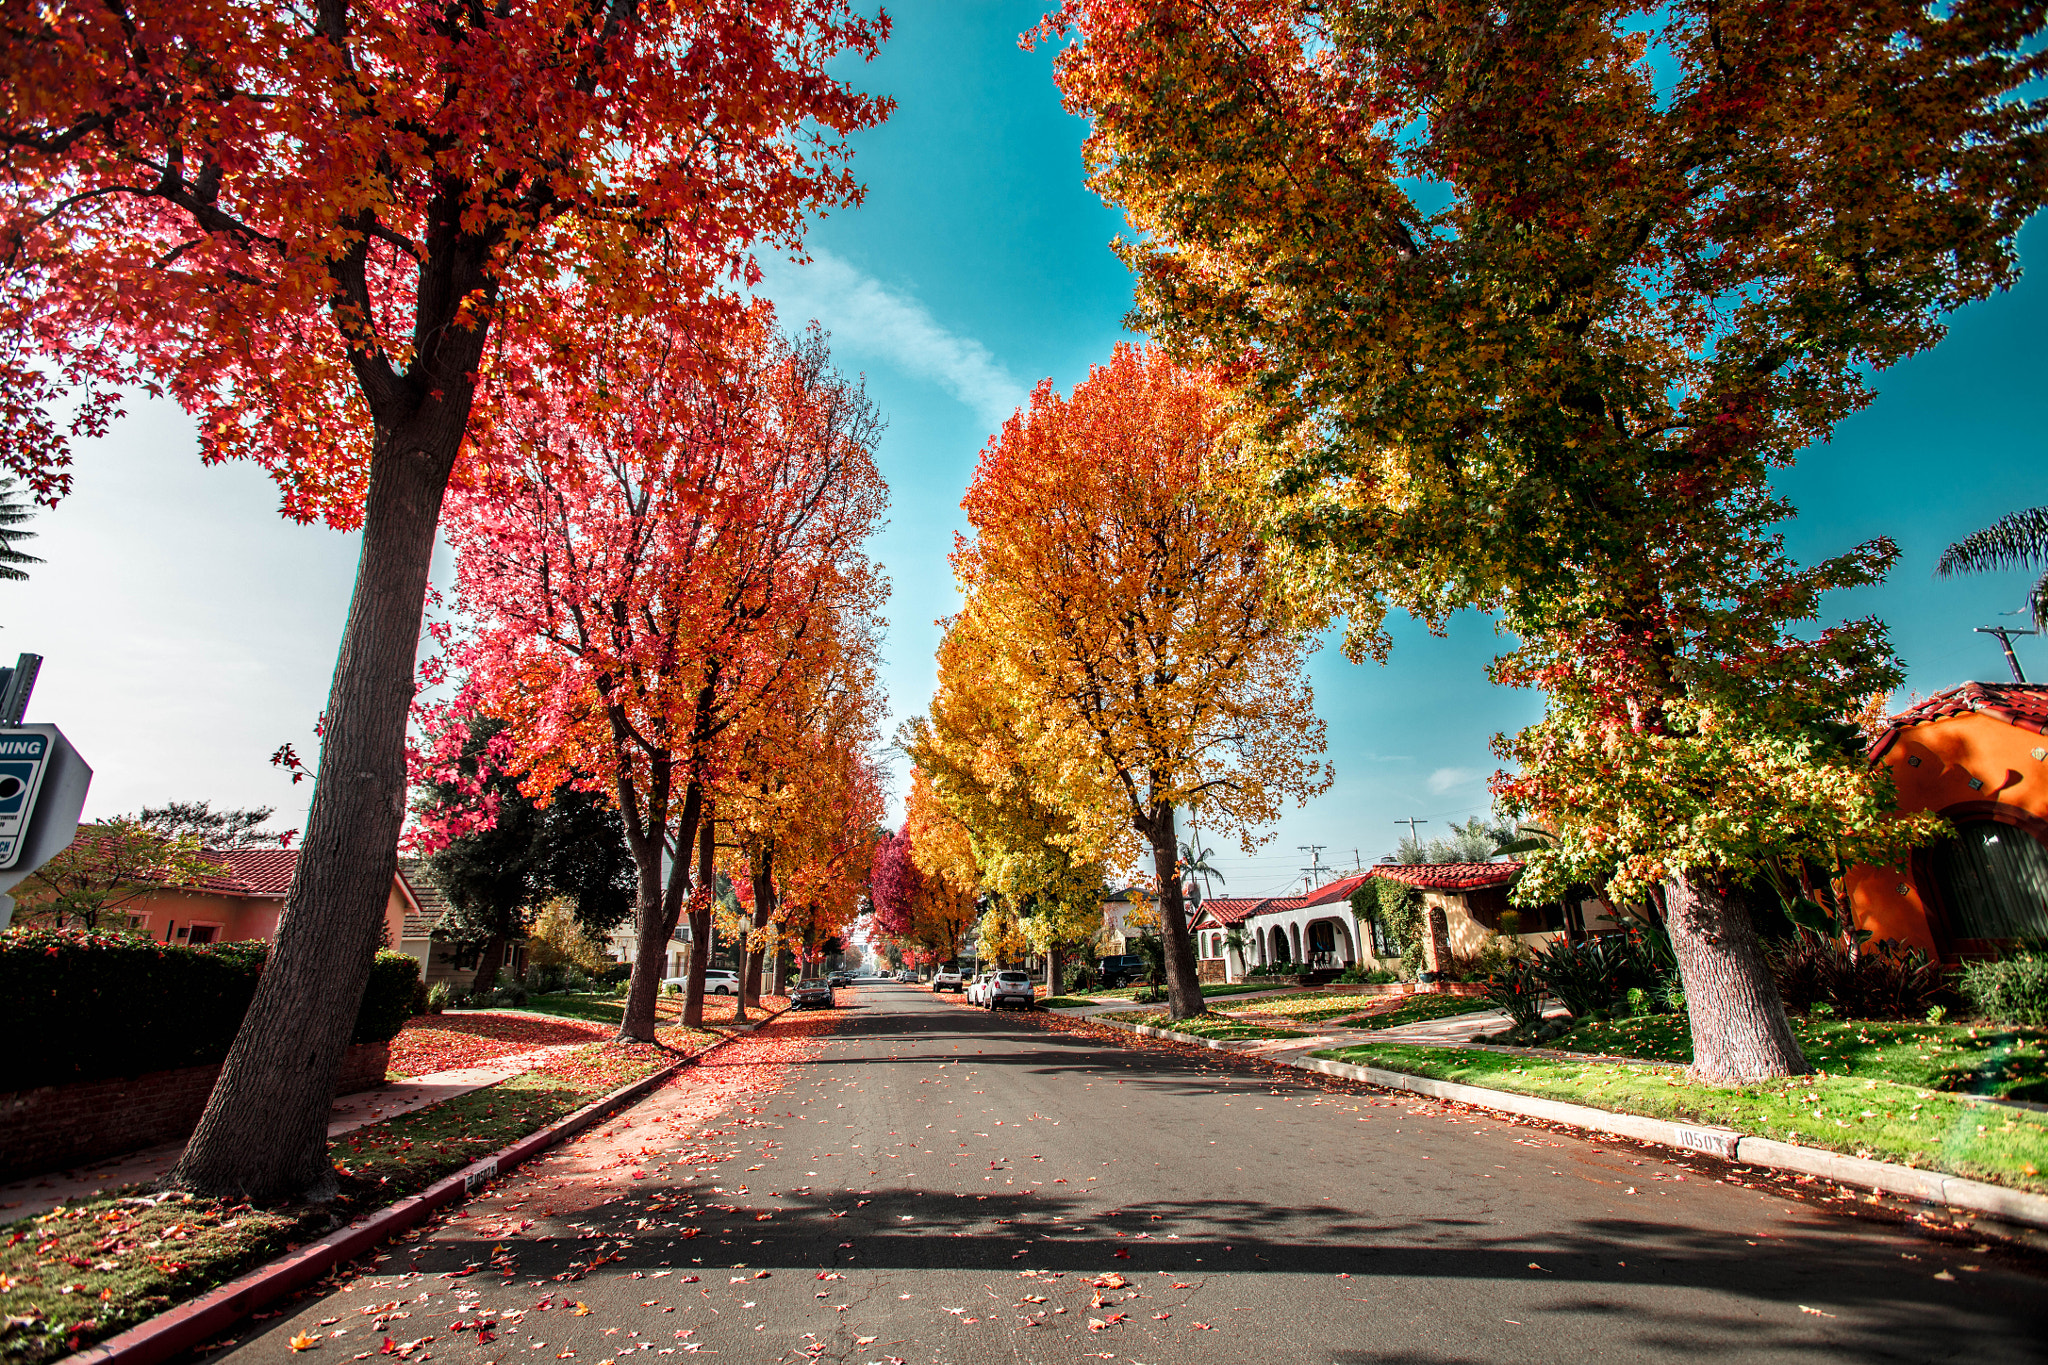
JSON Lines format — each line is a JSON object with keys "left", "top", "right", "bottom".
{"left": 932, "top": 967, "right": 966, "bottom": 993}
{"left": 661, "top": 968, "right": 741, "bottom": 995}
{"left": 1097, "top": 954, "right": 1146, "bottom": 988}
{"left": 828, "top": 971, "right": 852, "bottom": 987}
{"left": 790, "top": 978, "right": 836, "bottom": 1009}
{"left": 984, "top": 970, "right": 1036, "bottom": 1011}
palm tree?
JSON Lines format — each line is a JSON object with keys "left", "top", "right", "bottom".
{"left": 0, "top": 478, "right": 39, "bottom": 582}
{"left": 1176, "top": 837, "right": 1224, "bottom": 903}
{"left": 1937, "top": 506, "right": 2048, "bottom": 627}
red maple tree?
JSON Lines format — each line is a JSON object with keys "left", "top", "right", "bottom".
{"left": 2, "top": 0, "right": 889, "bottom": 1198}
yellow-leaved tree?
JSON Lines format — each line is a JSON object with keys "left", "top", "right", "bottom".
{"left": 948, "top": 344, "right": 1330, "bottom": 1019}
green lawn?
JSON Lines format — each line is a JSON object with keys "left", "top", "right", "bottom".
{"left": 1315, "top": 1040, "right": 2048, "bottom": 1194}
{"left": 1101, "top": 1009, "right": 1306, "bottom": 1042}
{"left": 0, "top": 1038, "right": 699, "bottom": 1365}
{"left": 1545, "top": 1013, "right": 2048, "bottom": 1103}
{"left": 1220, "top": 990, "right": 1492, "bottom": 1027}
{"left": 1059, "top": 982, "right": 1273, "bottom": 1003}
{"left": 1329, "top": 994, "right": 1498, "bottom": 1030}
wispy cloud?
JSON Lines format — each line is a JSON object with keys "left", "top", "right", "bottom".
{"left": 1427, "top": 766, "right": 1482, "bottom": 795}
{"left": 757, "top": 250, "right": 1029, "bottom": 430}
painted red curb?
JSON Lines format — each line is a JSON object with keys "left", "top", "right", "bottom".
{"left": 60, "top": 1008, "right": 787, "bottom": 1365}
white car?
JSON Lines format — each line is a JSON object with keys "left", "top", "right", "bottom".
{"left": 660, "top": 968, "right": 741, "bottom": 995}
{"left": 932, "top": 967, "right": 966, "bottom": 993}
{"left": 984, "top": 970, "right": 1036, "bottom": 1011}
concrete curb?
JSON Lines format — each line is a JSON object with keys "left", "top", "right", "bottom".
{"left": 61, "top": 1009, "right": 787, "bottom": 1365}
{"left": 1090, "top": 1015, "right": 2048, "bottom": 1234}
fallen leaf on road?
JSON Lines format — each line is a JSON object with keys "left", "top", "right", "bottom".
{"left": 573, "top": 1305, "right": 592, "bottom": 1316}
{"left": 1086, "top": 1320, "right": 1109, "bottom": 1332}
{"left": 290, "top": 1334, "right": 320, "bottom": 1352}
{"left": 1192, "top": 1322, "right": 1214, "bottom": 1330}
{"left": 1799, "top": 1307, "right": 1836, "bottom": 1318}
{"left": 1933, "top": 1272, "right": 1956, "bottom": 1282}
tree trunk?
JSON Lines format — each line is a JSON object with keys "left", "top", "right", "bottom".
{"left": 1044, "top": 943, "right": 1059, "bottom": 996}
{"left": 681, "top": 804, "right": 716, "bottom": 1027}
{"left": 169, "top": 425, "right": 459, "bottom": 1202}
{"left": 1667, "top": 870, "right": 1809, "bottom": 1082}
{"left": 1147, "top": 803, "right": 1204, "bottom": 1020}
{"left": 620, "top": 781, "right": 700, "bottom": 1043}
{"left": 743, "top": 843, "right": 776, "bottom": 1009}
{"left": 471, "top": 934, "right": 508, "bottom": 994}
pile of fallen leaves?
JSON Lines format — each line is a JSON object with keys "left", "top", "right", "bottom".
{"left": 387, "top": 1014, "right": 614, "bottom": 1078}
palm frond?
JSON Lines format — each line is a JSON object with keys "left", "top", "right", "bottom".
{"left": 1936, "top": 506, "right": 2048, "bottom": 577}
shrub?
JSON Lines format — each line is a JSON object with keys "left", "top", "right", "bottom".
{"left": 356, "top": 951, "right": 424, "bottom": 1042}
{"left": 0, "top": 929, "right": 419, "bottom": 1089}
{"left": 427, "top": 982, "right": 453, "bottom": 1013}
{"left": 1768, "top": 931, "right": 1947, "bottom": 1020}
{"left": 597, "top": 962, "right": 633, "bottom": 986}
{"left": 1061, "top": 962, "right": 1098, "bottom": 994}
{"left": 527, "top": 963, "right": 565, "bottom": 994}
{"left": 1335, "top": 965, "right": 1398, "bottom": 985}
{"left": 1959, "top": 950, "right": 2048, "bottom": 1027}
{"left": 562, "top": 966, "right": 592, "bottom": 993}
{"left": 1482, "top": 960, "right": 1546, "bottom": 1031}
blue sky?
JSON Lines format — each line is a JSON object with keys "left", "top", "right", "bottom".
{"left": 7, "top": 1, "right": 2047, "bottom": 897}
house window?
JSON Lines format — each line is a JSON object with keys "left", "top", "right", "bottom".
{"left": 1367, "top": 914, "right": 1395, "bottom": 958}
{"left": 1932, "top": 821, "right": 2048, "bottom": 941}
{"left": 185, "top": 924, "right": 220, "bottom": 945}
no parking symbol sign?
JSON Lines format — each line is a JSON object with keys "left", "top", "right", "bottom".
{"left": 0, "top": 729, "right": 54, "bottom": 868}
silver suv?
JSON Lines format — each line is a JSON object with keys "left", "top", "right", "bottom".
{"left": 985, "top": 970, "right": 1036, "bottom": 1011}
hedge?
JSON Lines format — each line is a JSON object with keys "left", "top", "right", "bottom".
{"left": 0, "top": 928, "right": 421, "bottom": 1091}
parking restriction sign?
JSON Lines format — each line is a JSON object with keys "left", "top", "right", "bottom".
{"left": 0, "top": 729, "right": 52, "bottom": 870}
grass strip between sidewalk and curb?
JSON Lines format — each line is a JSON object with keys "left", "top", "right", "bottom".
{"left": 1223, "top": 992, "right": 1496, "bottom": 1028}
{"left": 1097, "top": 1010, "right": 1306, "bottom": 1042}
{"left": 6, "top": 1012, "right": 781, "bottom": 1365}
{"left": 1065, "top": 1005, "right": 2048, "bottom": 1235}
{"left": 1313, "top": 1041, "right": 2048, "bottom": 1196}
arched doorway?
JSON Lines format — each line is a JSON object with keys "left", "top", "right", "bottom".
{"left": 1931, "top": 819, "right": 2048, "bottom": 942}
{"left": 1307, "top": 919, "right": 1337, "bottom": 966}
{"left": 1269, "top": 926, "right": 1290, "bottom": 963}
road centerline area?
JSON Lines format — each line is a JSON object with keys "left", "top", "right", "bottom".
{"left": 203, "top": 983, "right": 2048, "bottom": 1364}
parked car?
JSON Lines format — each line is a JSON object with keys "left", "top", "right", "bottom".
{"left": 932, "top": 967, "right": 966, "bottom": 993}
{"left": 967, "top": 972, "right": 993, "bottom": 1005}
{"left": 661, "top": 968, "right": 742, "bottom": 995}
{"left": 828, "top": 971, "right": 851, "bottom": 987}
{"left": 790, "top": 978, "right": 836, "bottom": 1009}
{"left": 985, "top": 970, "right": 1036, "bottom": 1011}
{"left": 1097, "top": 954, "right": 1147, "bottom": 987}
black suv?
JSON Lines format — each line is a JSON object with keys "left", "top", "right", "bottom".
{"left": 1097, "top": 954, "right": 1147, "bottom": 987}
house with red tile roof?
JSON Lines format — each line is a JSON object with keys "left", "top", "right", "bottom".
{"left": 1848, "top": 681, "right": 2048, "bottom": 958}
{"left": 115, "top": 847, "right": 470, "bottom": 983}
{"left": 1189, "top": 872, "right": 1376, "bottom": 982}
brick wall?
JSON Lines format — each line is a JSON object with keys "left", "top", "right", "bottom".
{"left": 1196, "top": 959, "right": 1225, "bottom": 983}
{"left": 0, "top": 1041, "right": 389, "bottom": 1182}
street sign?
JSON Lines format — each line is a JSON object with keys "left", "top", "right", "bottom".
{"left": 0, "top": 724, "right": 92, "bottom": 929}
{"left": 0, "top": 728, "right": 57, "bottom": 869}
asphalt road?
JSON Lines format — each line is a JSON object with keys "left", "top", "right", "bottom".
{"left": 209, "top": 983, "right": 2048, "bottom": 1365}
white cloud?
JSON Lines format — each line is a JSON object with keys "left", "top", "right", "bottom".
{"left": 1427, "top": 766, "right": 1482, "bottom": 795}
{"left": 757, "top": 250, "right": 1029, "bottom": 430}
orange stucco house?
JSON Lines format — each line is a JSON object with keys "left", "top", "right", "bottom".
{"left": 119, "top": 848, "right": 470, "bottom": 984}
{"left": 1849, "top": 681, "right": 2048, "bottom": 959}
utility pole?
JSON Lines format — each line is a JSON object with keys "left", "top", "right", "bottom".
{"left": 1975, "top": 625, "right": 2036, "bottom": 684}
{"left": 1297, "top": 843, "right": 1332, "bottom": 893}
{"left": 1394, "top": 817, "right": 1429, "bottom": 850}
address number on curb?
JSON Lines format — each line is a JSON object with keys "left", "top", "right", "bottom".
{"left": 1673, "top": 1125, "right": 1742, "bottom": 1159}
{"left": 465, "top": 1160, "right": 499, "bottom": 1193}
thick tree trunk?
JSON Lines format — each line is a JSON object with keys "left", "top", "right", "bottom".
{"left": 742, "top": 844, "right": 776, "bottom": 1009}
{"left": 471, "top": 934, "right": 508, "bottom": 994}
{"left": 169, "top": 426, "right": 458, "bottom": 1202}
{"left": 620, "top": 782, "right": 700, "bottom": 1043}
{"left": 681, "top": 805, "right": 716, "bottom": 1027}
{"left": 1667, "top": 870, "right": 1809, "bottom": 1082}
{"left": 1147, "top": 804, "right": 1204, "bottom": 1020}
{"left": 1044, "top": 943, "right": 1059, "bottom": 996}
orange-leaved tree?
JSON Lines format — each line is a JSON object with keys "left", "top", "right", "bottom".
{"left": 445, "top": 307, "right": 887, "bottom": 1037}
{"left": 950, "top": 344, "right": 1329, "bottom": 1019}
{"left": 4, "top": 0, "right": 889, "bottom": 1197}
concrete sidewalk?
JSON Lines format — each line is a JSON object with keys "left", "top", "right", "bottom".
{"left": 0, "top": 1043, "right": 584, "bottom": 1224}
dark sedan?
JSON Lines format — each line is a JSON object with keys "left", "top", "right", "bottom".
{"left": 790, "top": 978, "right": 837, "bottom": 1009}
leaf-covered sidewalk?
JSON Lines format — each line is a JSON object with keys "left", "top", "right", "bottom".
{"left": 0, "top": 1019, "right": 729, "bottom": 1365}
